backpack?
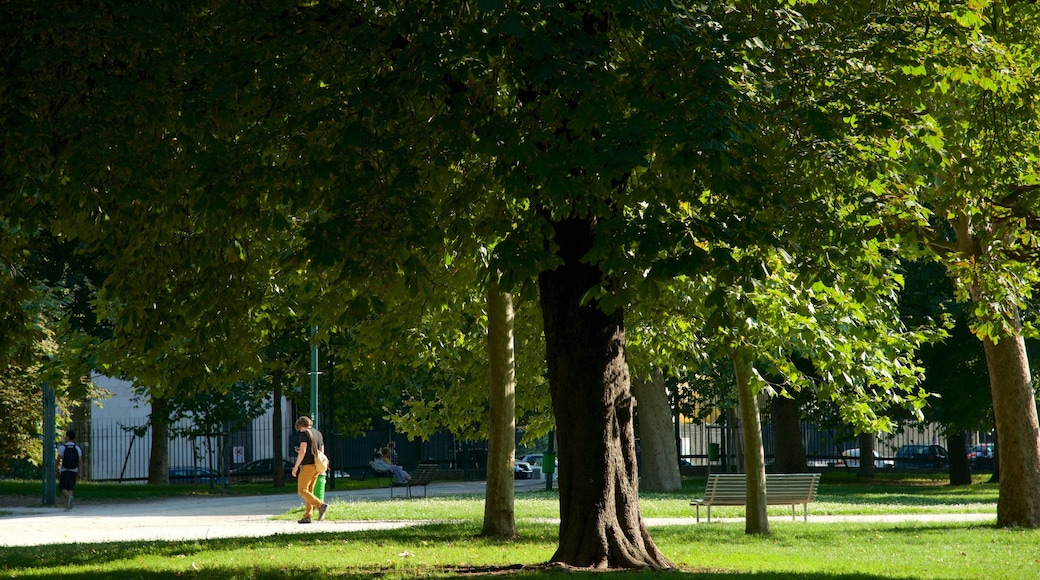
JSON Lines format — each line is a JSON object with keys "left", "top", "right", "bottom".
{"left": 61, "top": 443, "right": 79, "bottom": 471}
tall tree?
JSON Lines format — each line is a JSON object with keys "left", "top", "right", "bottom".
{"left": 539, "top": 216, "right": 669, "bottom": 568}
{"left": 631, "top": 370, "right": 682, "bottom": 493}
{"left": 770, "top": 392, "right": 808, "bottom": 474}
{"left": 872, "top": 1, "right": 1040, "bottom": 525}
{"left": 482, "top": 282, "right": 517, "bottom": 538}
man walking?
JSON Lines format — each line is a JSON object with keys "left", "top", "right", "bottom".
{"left": 57, "top": 430, "right": 82, "bottom": 510}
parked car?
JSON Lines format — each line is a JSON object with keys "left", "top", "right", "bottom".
{"left": 968, "top": 443, "right": 995, "bottom": 471}
{"left": 169, "top": 466, "right": 226, "bottom": 485}
{"left": 514, "top": 460, "right": 534, "bottom": 479}
{"left": 895, "top": 444, "right": 949, "bottom": 469}
{"left": 229, "top": 458, "right": 295, "bottom": 482}
{"left": 520, "top": 453, "right": 559, "bottom": 479}
{"left": 520, "top": 454, "right": 558, "bottom": 470}
{"left": 839, "top": 448, "right": 894, "bottom": 469}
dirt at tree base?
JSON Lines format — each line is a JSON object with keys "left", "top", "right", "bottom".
{"left": 435, "top": 562, "right": 703, "bottom": 575}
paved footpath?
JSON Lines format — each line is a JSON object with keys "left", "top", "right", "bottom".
{"left": 0, "top": 479, "right": 993, "bottom": 547}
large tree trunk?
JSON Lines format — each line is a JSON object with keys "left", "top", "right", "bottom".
{"left": 147, "top": 396, "right": 170, "bottom": 485}
{"left": 857, "top": 433, "right": 876, "bottom": 479}
{"left": 482, "top": 282, "right": 517, "bottom": 538}
{"left": 770, "top": 394, "right": 806, "bottom": 473}
{"left": 983, "top": 334, "right": 1040, "bottom": 527}
{"left": 948, "top": 430, "right": 971, "bottom": 486}
{"left": 538, "top": 216, "right": 671, "bottom": 569}
{"left": 732, "top": 347, "right": 770, "bottom": 535}
{"left": 631, "top": 370, "right": 681, "bottom": 492}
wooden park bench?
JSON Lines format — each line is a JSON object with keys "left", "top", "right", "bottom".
{"left": 390, "top": 463, "right": 438, "bottom": 498}
{"left": 690, "top": 473, "right": 821, "bottom": 522}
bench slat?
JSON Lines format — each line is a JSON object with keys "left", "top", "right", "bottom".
{"left": 690, "top": 473, "right": 820, "bottom": 522}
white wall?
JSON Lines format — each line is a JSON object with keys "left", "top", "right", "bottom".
{"left": 87, "top": 374, "right": 293, "bottom": 481}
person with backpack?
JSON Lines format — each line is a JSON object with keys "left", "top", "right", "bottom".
{"left": 57, "top": 430, "right": 82, "bottom": 510}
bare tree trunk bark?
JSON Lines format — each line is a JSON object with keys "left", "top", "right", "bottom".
{"left": 147, "top": 396, "right": 170, "bottom": 485}
{"left": 482, "top": 282, "right": 517, "bottom": 538}
{"left": 770, "top": 394, "right": 806, "bottom": 473}
{"left": 539, "top": 216, "right": 671, "bottom": 569}
{"left": 732, "top": 346, "right": 770, "bottom": 535}
{"left": 983, "top": 334, "right": 1040, "bottom": 527}
{"left": 631, "top": 370, "right": 681, "bottom": 492}
{"left": 857, "top": 433, "right": 876, "bottom": 479}
{"left": 949, "top": 430, "right": 971, "bottom": 486}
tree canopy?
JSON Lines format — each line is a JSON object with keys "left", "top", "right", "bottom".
{"left": 5, "top": 0, "right": 1040, "bottom": 564}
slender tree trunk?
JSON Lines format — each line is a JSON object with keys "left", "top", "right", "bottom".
{"left": 147, "top": 396, "right": 170, "bottom": 485}
{"left": 770, "top": 394, "right": 806, "bottom": 473}
{"left": 482, "top": 282, "right": 517, "bottom": 538}
{"left": 538, "top": 216, "right": 671, "bottom": 569}
{"left": 631, "top": 370, "right": 681, "bottom": 492}
{"left": 857, "top": 433, "right": 876, "bottom": 478}
{"left": 273, "top": 371, "right": 284, "bottom": 488}
{"left": 951, "top": 212, "right": 1039, "bottom": 524}
{"left": 982, "top": 334, "right": 1040, "bottom": 527}
{"left": 949, "top": 430, "right": 971, "bottom": 486}
{"left": 732, "top": 346, "right": 770, "bottom": 535}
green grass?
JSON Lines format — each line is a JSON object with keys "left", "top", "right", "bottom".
{"left": 285, "top": 473, "right": 999, "bottom": 522}
{"left": 0, "top": 475, "right": 382, "bottom": 505}
{"left": 2, "top": 520, "right": 1038, "bottom": 579}
{"left": 2, "top": 473, "right": 1035, "bottom": 579}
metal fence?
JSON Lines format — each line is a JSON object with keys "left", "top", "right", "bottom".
{"left": 43, "top": 416, "right": 987, "bottom": 483}
{"left": 63, "top": 417, "right": 490, "bottom": 483}
{"left": 679, "top": 419, "right": 990, "bottom": 471}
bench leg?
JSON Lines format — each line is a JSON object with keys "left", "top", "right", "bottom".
{"left": 707, "top": 506, "right": 711, "bottom": 523}
{"left": 803, "top": 503, "right": 808, "bottom": 523}
{"left": 695, "top": 505, "right": 700, "bottom": 523}
{"left": 791, "top": 505, "right": 796, "bottom": 521}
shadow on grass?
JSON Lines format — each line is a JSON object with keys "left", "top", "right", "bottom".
{"left": 0, "top": 571, "right": 955, "bottom": 580}
{"left": 1, "top": 520, "right": 997, "bottom": 580}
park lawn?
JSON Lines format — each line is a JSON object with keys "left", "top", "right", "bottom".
{"left": 282, "top": 473, "right": 999, "bottom": 522}
{"left": 2, "top": 472, "right": 1025, "bottom": 578}
{"left": 2, "top": 520, "right": 1038, "bottom": 579}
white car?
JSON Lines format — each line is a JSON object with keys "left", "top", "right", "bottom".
{"left": 514, "top": 461, "right": 534, "bottom": 479}
{"left": 520, "top": 453, "right": 559, "bottom": 479}
{"left": 840, "top": 448, "right": 894, "bottom": 469}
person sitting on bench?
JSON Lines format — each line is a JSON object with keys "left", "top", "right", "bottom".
{"left": 373, "top": 447, "right": 410, "bottom": 483}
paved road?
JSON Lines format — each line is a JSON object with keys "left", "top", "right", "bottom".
{"left": 0, "top": 478, "right": 993, "bottom": 547}
{"left": 0, "top": 478, "right": 551, "bottom": 546}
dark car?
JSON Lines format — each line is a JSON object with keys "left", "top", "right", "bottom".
{"left": 968, "top": 443, "right": 995, "bottom": 471}
{"left": 895, "top": 444, "right": 949, "bottom": 469}
{"left": 229, "top": 458, "right": 295, "bottom": 482}
{"left": 169, "top": 466, "right": 226, "bottom": 485}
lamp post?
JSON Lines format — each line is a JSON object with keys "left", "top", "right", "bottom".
{"left": 310, "top": 325, "right": 319, "bottom": 426}
{"left": 309, "top": 325, "right": 326, "bottom": 502}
